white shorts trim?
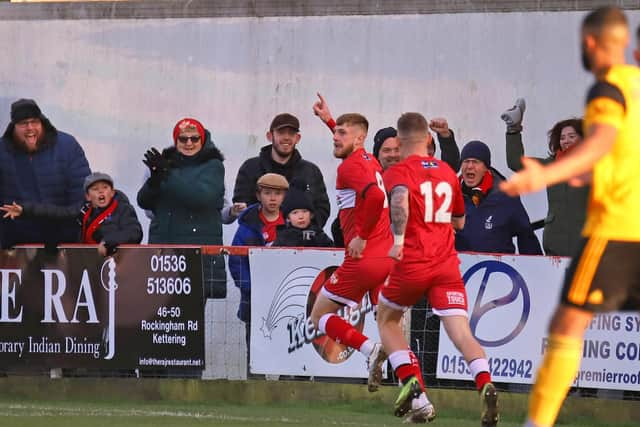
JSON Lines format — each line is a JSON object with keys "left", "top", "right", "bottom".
{"left": 378, "top": 293, "right": 409, "bottom": 312}
{"left": 318, "top": 313, "right": 335, "bottom": 334}
{"left": 321, "top": 286, "right": 358, "bottom": 308}
{"left": 432, "top": 307, "right": 468, "bottom": 318}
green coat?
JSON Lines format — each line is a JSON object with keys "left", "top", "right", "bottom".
{"left": 137, "top": 141, "right": 227, "bottom": 299}
{"left": 506, "top": 132, "right": 590, "bottom": 257}
{"left": 138, "top": 142, "right": 224, "bottom": 244}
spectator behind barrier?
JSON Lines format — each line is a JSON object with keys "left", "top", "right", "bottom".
{"left": 140, "top": 129, "right": 246, "bottom": 224}
{"left": 274, "top": 187, "right": 334, "bottom": 247}
{"left": 137, "top": 118, "right": 227, "bottom": 298}
{"left": 229, "top": 173, "right": 288, "bottom": 323}
{"left": 232, "top": 113, "right": 330, "bottom": 228}
{"left": 502, "top": 99, "right": 589, "bottom": 257}
{"left": 455, "top": 140, "right": 543, "bottom": 255}
{"left": 1, "top": 172, "right": 142, "bottom": 256}
{"left": 0, "top": 98, "right": 91, "bottom": 250}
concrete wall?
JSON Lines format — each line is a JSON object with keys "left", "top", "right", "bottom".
{"left": 2, "top": 1, "right": 640, "bottom": 19}
{"left": 1, "top": 7, "right": 639, "bottom": 246}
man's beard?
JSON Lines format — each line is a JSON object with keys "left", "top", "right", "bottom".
{"left": 14, "top": 134, "right": 44, "bottom": 153}
{"left": 272, "top": 143, "right": 293, "bottom": 159}
{"left": 334, "top": 145, "right": 353, "bottom": 159}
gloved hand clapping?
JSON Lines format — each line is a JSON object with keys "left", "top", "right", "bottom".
{"left": 143, "top": 148, "right": 171, "bottom": 186}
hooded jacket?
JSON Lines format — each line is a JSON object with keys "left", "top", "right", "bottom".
{"left": 21, "top": 190, "right": 142, "bottom": 250}
{"left": 232, "top": 144, "right": 330, "bottom": 228}
{"left": 0, "top": 118, "right": 90, "bottom": 248}
{"left": 137, "top": 140, "right": 225, "bottom": 244}
{"left": 137, "top": 139, "right": 227, "bottom": 299}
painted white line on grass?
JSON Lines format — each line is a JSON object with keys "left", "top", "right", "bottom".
{"left": 0, "top": 403, "right": 379, "bottom": 426}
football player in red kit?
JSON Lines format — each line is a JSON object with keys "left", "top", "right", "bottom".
{"left": 378, "top": 112, "right": 498, "bottom": 425}
{"left": 309, "top": 113, "right": 393, "bottom": 392}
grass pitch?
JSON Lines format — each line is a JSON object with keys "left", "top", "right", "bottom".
{"left": 0, "top": 378, "right": 637, "bottom": 427}
{"left": 0, "top": 398, "right": 637, "bottom": 427}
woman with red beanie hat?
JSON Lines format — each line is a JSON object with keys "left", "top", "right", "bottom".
{"left": 137, "top": 117, "right": 227, "bottom": 299}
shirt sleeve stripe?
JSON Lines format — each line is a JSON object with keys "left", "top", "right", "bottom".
{"left": 586, "top": 81, "right": 626, "bottom": 112}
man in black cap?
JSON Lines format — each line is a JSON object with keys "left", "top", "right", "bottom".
{"left": 233, "top": 112, "right": 330, "bottom": 228}
{"left": 0, "top": 98, "right": 90, "bottom": 249}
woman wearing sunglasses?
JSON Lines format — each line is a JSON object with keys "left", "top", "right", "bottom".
{"left": 137, "top": 117, "right": 228, "bottom": 300}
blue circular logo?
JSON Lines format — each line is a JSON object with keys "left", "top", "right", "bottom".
{"left": 463, "top": 260, "right": 530, "bottom": 347}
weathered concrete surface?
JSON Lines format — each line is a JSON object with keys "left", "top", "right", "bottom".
{"left": 4, "top": 11, "right": 638, "bottom": 243}
{"left": 1, "top": 1, "right": 639, "bottom": 20}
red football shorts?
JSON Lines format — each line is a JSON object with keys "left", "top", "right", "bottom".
{"left": 321, "top": 255, "right": 393, "bottom": 308}
{"left": 380, "top": 253, "right": 468, "bottom": 317}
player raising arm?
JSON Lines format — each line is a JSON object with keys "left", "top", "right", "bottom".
{"left": 308, "top": 113, "right": 393, "bottom": 392}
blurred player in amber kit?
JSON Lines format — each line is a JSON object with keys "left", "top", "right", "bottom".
{"left": 379, "top": 112, "right": 498, "bottom": 424}
{"left": 500, "top": 7, "right": 640, "bottom": 427}
{"left": 308, "top": 113, "right": 393, "bottom": 392}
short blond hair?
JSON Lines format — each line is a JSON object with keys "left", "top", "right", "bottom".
{"left": 336, "top": 113, "right": 369, "bottom": 133}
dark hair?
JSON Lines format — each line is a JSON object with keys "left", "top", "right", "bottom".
{"left": 582, "top": 6, "right": 627, "bottom": 36}
{"left": 335, "top": 113, "right": 369, "bottom": 132}
{"left": 637, "top": 23, "right": 640, "bottom": 41}
{"left": 548, "top": 118, "right": 583, "bottom": 155}
{"left": 397, "top": 112, "right": 429, "bottom": 136}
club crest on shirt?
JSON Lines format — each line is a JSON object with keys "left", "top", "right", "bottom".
{"left": 484, "top": 215, "right": 493, "bottom": 230}
{"left": 362, "top": 153, "right": 371, "bottom": 161}
{"left": 421, "top": 160, "right": 438, "bottom": 168}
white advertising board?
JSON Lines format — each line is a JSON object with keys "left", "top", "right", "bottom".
{"left": 249, "top": 248, "right": 383, "bottom": 378}
{"left": 437, "top": 253, "right": 640, "bottom": 391}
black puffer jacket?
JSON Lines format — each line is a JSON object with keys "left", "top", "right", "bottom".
{"left": 21, "top": 190, "right": 142, "bottom": 250}
{"left": 232, "top": 144, "right": 330, "bottom": 227}
{"left": 273, "top": 223, "right": 334, "bottom": 248}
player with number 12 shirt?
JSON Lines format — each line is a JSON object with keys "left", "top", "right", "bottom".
{"left": 378, "top": 112, "right": 498, "bottom": 425}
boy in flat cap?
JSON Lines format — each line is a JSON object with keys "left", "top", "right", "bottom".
{"left": 1, "top": 172, "right": 142, "bottom": 256}
{"left": 229, "top": 173, "right": 289, "bottom": 323}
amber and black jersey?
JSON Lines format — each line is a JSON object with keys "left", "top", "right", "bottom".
{"left": 582, "top": 64, "right": 640, "bottom": 240}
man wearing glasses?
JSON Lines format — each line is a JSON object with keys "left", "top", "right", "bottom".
{"left": 0, "top": 98, "right": 91, "bottom": 250}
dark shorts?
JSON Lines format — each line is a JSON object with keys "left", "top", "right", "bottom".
{"left": 561, "top": 237, "right": 640, "bottom": 312}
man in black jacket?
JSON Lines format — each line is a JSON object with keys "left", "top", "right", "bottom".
{"left": 232, "top": 113, "right": 330, "bottom": 228}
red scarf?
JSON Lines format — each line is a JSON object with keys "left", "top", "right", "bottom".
{"left": 81, "top": 199, "right": 119, "bottom": 243}
{"left": 554, "top": 142, "right": 578, "bottom": 161}
{"left": 462, "top": 170, "right": 493, "bottom": 206}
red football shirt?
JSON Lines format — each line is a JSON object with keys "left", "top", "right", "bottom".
{"left": 336, "top": 148, "right": 392, "bottom": 257}
{"left": 383, "top": 155, "right": 464, "bottom": 262}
